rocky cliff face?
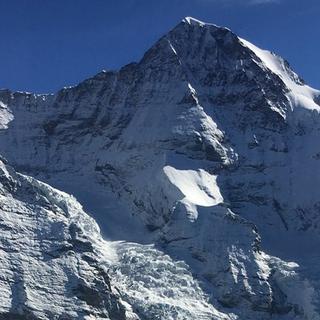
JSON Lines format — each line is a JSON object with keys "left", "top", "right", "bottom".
{"left": 0, "top": 158, "right": 128, "bottom": 319}
{"left": 0, "top": 17, "right": 319, "bottom": 319}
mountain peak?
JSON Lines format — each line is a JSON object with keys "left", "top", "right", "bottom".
{"left": 181, "top": 16, "right": 230, "bottom": 31}
{"left": 182, "top": 16, "right": 206, "bottom": 26}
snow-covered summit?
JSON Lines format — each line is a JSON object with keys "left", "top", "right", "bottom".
{"left": 182, "top": 16, "right": 222, "bottom": 28}
{"left": 182, "top": 16, "right": 232, "bottom": 32}
{"left": 182, "top": 16, "right": 206, "bottom": 26}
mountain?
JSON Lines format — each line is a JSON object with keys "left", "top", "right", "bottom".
{"left": 0, "top": 16, "right": 319, "bottom": 319}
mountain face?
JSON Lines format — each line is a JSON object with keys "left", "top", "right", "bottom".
{"left": 0, "top": 17, "right": 320, "bottom": 319}
{"left": 0, "top": 159, "right": 128, "bottom": 320}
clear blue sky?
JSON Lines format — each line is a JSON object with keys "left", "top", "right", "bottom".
{"left": 0, "top": 0, "right": 319, "bottom": 93}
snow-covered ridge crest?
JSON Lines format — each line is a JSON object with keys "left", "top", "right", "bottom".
{"left": 240, "top": 38, "right": 320, "bottom": 111}
{"left": 183, "top": 16, "right": 206, "bottom": 26}
{"left": 182, "top": 16, "right": 232, "bottom": 32}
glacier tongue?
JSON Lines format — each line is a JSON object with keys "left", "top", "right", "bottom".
{"left": 110, "top": 241, "right": 230, "bottom": 320}
{"left": 0, "top": 16, "right": 319, "bottom": 319}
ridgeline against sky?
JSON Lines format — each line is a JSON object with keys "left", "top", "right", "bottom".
{"left": 0, "top": 0, "right": 319, "bottom": 93}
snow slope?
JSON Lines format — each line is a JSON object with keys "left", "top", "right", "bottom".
{"left": 240, "top": 38, "right": 320, "bottom": 112}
